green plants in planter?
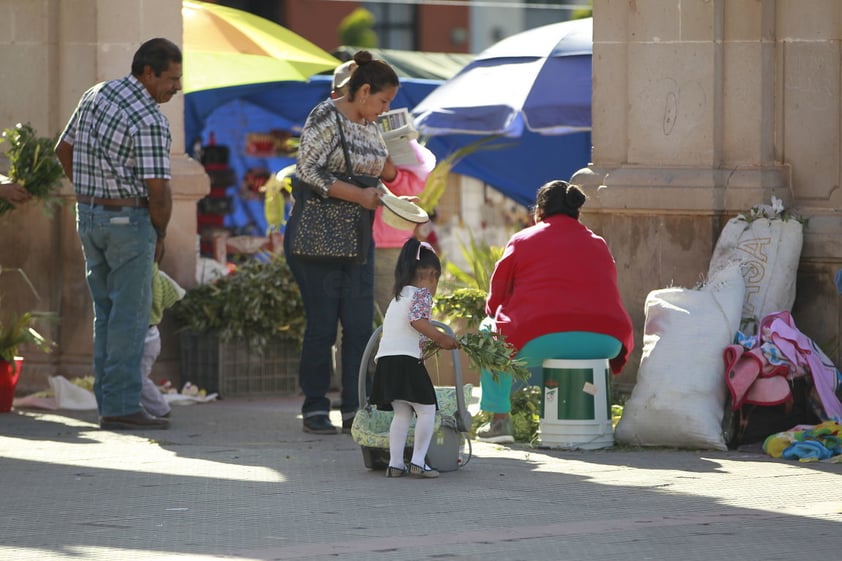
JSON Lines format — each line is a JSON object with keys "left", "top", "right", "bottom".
{"left": 0, "top": 267, "right": 55, "bottom": 363}
{"left": 0, "top": 311, "right": 54, "bottom": 365}
{"left": 172, "top": 256, "right": 304, "bottom": 351}
{"left": 172, "top": 256, "right": 305, "bottom": 397}
{"left": 0, "top": 267, "right": 56, "bottom": 412}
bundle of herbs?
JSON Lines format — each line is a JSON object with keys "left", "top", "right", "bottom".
{"left": 171, "top": 256, "right": 304, "bottom": 353}
{"left": 0, "top": 123, "right": 64, "bottom": 216}
{"left": 424, "top": 329, "right": 531, "bottom": 383}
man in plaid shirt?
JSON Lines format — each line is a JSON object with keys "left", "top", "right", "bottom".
{"left": 55, "top": 38, "right": 181, "bottom": 430}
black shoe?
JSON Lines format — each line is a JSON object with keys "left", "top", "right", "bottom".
{"left": 100, "top": 410, "right": 170, "bottom": 430}
{"left": 341, "top": 415, "right": 355, "bottom": 435}
{"left": 302, "top": 415, "right": 338, "bottom": 435}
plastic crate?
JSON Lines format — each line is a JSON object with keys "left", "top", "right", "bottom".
{"left": 179, "top": 331, "right": 299, "bottom": 398}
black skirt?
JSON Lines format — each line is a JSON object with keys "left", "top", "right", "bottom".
{"left": 369, "top": 355, "right": 438, "bottom": 411}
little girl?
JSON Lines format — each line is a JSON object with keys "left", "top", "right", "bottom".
{"left": 369, "top": 238, "right": 459, "bottom": 478}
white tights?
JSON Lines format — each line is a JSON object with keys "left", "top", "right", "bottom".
{"left": 389, "top": 400, "right": 436, "bottom": 469}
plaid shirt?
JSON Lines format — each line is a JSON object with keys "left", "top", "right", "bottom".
{"left": 58, "top": 74, "right": 171, "bottom": 198}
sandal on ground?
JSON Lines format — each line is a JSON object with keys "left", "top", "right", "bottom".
{"left": 385, "top": 465, "right": 407, "bottom": 478}
{"left": 408, "top": 463, "right": 440, "bottom": 479}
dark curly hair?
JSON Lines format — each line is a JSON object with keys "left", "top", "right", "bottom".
{"left": 533, "top": 180, "right": 587, "bottom": 220}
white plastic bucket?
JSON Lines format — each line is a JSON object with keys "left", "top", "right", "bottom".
{"left": 538, "top": 358, "right": 614, "bottom": 450}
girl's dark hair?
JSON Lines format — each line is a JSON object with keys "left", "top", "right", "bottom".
{"left": 131, "top": 38, "right": 182, "bottom": 76}
{"left": 533, "top": 180, "right": 587, "bottom": 220}
{"left": 393, "top": 238, "right": 441, "bottom": 300}
{"left": 347, "top": 50, "right": 399, "bottom": 100}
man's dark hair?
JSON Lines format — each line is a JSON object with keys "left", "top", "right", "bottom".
{"left": 131, "top": 38, "right": 182, "bottom": 76}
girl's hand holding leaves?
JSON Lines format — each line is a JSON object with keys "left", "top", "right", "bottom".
{"left": 423, "top": 329, "right": 531, "bottom": 383}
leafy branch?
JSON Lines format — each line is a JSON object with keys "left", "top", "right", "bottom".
{"left": 424, "top": 330, "right": 531, "bottom": 383}
{"left": 0, "top": 122, "right": 65, "bottom": 217}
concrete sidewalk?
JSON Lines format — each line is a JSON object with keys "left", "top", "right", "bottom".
{"left": 1, "top": 395, "right": 840, "bottom": 561}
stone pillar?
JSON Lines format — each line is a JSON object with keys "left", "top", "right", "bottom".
{"left": 575, "top": 0, "right": 842, "bottom": 390}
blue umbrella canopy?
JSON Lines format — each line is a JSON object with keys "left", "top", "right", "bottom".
{"left": 413, "top": 17, "right": 592, "bottom": 137}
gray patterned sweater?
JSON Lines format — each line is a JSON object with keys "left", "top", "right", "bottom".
{"left": 296, "top": 99, "right": 388, "bottom": 198}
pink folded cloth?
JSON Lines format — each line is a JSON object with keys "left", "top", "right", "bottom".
{"left": 723, "top": 344, "right": 792, "bottom": 410}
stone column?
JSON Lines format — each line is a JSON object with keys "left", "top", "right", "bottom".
{"left": 574, "top": 0, "right": 842, "bottom": 390}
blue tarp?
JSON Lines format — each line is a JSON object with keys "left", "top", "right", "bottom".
{"left": 185, "top": 74, "right": 590, "bottom": 218}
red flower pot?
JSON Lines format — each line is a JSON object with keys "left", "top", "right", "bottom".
{"left": 0, "top": 357, "right": 23, "bottom": 413}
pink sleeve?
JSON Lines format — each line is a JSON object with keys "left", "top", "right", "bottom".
{"left": 374, "top": 168, "right": 428, "bottom": 247}
{"left": 382, "top": 168, "right": 425, "bottom": 197}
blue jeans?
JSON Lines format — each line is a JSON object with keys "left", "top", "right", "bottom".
{"left": 284, "top": 237, "right": 374, "bottom": 420}
{"left": 77, "top": 203, "right": 156, "bottom": 417}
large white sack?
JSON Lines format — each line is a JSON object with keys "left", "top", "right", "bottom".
{"left": 708, "top": 214, "right": 802, "bottom": 333}
{"left": 615, "top": 264, "right": 745, "bottom": 450}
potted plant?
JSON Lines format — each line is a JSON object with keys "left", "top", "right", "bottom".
{"left": 171, "top": 256, "right": 304, "bottom": 398}
{"left": 0, "top": 268, "right": 55, "bottom": 412}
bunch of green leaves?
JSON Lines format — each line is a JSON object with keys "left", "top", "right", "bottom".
{"left": 0, "top": 122, "right": 65, "bottom": 216}
{"left": 171, "top": 256, "right": 304, "bottom": 352}
{"left": 424, "top": 330, "right": 531, "bottom": 384}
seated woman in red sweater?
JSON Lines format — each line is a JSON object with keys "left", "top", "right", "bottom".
{"left": 477, "top": 180, "right": 635, "bottom": 443}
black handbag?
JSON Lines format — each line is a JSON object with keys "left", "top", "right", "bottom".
{"left": 287, "top": 107, "right": 378, "bottom": 264}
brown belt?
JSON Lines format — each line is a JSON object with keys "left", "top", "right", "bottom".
{"left": 77, "top": 195, "right": 149, "bottom": 210}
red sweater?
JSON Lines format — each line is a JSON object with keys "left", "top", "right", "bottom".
{"left": 485, "top": 214, "right": 634, "bottom": 374}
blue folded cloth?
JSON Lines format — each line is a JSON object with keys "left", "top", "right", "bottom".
{"left": 781, "top": 440, "right": 833, "bottom": 461}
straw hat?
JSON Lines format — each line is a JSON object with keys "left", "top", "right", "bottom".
{"left": 381, "top": 194, "right": 429, "bottom": 230}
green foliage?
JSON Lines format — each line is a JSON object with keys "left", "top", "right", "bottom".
{"left": 0, "top": 267, "right": 55, "bottom": 362}
{"left": 510, "top": 386, "right": 542, "bottom": 442}
{"left": 471, "top": 386, "right": 541, "bottom": 444}
{"left": 339, "top": 8, "right": 378, "bottom": 48}
{"left": 424, "top": 329, "right": 530, "bottom": 384}
{"left": 0, "top": 311, "right": 54, "bottom": 363}
{"left": 433, "top": 233, "right": 503, "bottom": 329}
{"left": 0, "top": 122, "right": 65, "bottom": 217}
{"left": 434, "top": 287, "right": 487, "bottom": 330}
{"left": 444, "top": 231, "right": 504, "bottom": 295}
{"left": 172, "top": 257, "right": 304, "bottom": 352}
{"left": 459, "top": 331, "right": 531, "bottom": 383}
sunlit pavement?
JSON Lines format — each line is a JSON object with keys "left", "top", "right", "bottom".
{"left": 1, "top": 395, "right": 840, "bottom": 561}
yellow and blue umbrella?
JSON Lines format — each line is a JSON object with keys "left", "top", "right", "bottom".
{"left": 182, "top": 0, "right": 340, "bottom": 93}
